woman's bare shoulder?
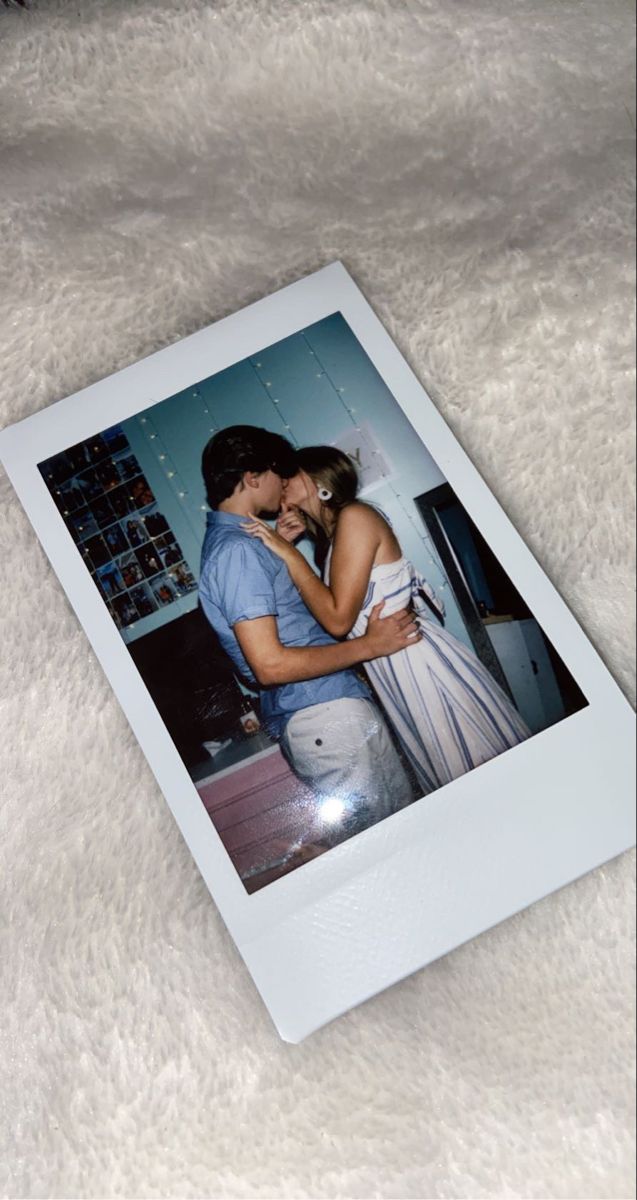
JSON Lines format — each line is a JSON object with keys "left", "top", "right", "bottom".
{"left": 338, "top": 501, "right": 386, "bottom": 531}
{"left": 334, "top": 503, "right": 387, "bottom": 553}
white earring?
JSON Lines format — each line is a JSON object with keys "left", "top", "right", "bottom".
{"left": 317, "top": 486, "right": 333, "bottom": 502}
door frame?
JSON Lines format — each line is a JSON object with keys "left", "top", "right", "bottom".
{"left": 414, "top": 483, "right": 514, "bottom": 700}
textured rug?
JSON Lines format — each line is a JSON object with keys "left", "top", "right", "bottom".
{"left": 0, "top": 1, "right": 635, "bottom": 1197}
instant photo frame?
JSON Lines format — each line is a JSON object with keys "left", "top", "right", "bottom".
{"left": 0, "top": 262, "right": 634, "bottom": 1042}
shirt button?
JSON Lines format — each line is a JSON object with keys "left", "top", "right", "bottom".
{"left": 315, "top": 738, "right": 323, "bottom": 746}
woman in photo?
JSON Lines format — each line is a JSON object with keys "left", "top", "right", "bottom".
{"left": 243, "top": 446, "right": 531, "bottom": 796}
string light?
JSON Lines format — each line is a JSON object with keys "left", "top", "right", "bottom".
{"left": 249, "top": 360, "right": 300, "bottom": 445}
{"left": 137, "top": 413, "right": 191, "bottom": 508}
{"left": 133, "top": 348, "right": 448, "bottom": 601}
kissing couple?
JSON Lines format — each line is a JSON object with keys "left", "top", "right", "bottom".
{"left": 199, "top": 425, "right": 530, "bottom": 837}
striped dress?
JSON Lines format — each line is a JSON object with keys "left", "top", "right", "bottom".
{"left": 326, "top": 550, "right": 531, "bottom": 796}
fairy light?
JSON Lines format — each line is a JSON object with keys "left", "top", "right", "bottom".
{"left": 137, "top": 413, "right": 191, "bottom": 505}
{"left": 249, "top": 358, "right": 300, "bottom": 445}
{"left": 133, "top": 350, "right": 448, "bottom": 597}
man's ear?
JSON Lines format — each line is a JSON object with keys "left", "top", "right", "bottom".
{"left": 243, "top": 471, "right": 261, "bottom": 490}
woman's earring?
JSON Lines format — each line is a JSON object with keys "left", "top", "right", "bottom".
{"left": 317, "top": 486, "right": 333, "bottom": 502}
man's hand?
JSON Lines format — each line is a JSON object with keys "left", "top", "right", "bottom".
{"left": 362, "top": 602, "right": 420, "bottom": 660}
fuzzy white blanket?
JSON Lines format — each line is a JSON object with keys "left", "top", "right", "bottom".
{"left": 0, "top": 1, "right": 635, "bottom": 1197}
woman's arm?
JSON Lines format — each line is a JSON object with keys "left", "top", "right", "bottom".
{"left": 242, "top": 505, "right": 381, "bottom": 637}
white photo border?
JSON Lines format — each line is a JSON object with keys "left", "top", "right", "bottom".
{"left": 0, "top": 262, "right": 634, "bottom": 1042}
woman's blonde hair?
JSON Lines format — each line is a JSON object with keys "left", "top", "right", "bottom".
{"left": 295, "top": 446, "right": 361, "bottom": 570}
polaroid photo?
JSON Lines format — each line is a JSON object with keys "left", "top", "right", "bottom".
{"left": 0, "top": 262, "right": 634, "bottom": 1042}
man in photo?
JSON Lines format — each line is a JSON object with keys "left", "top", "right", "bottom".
{"left": 198, "top": 425, "right": 417, "bottom": 833}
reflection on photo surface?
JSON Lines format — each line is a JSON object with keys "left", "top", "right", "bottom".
{"left": 152, "top": 574, "right": 178, "bottom": 607}
{"left": 84, "top": 534, "right": 111, "bottom": 568}
{"left": 129, "top": 583, "right": 157, "bottom": 617}
{"left": 117, "top": 551, "right": 145, "bottom": 589}
{"left": 103, "top": 524, "right": 129, "bottom": 557}
{"left": 95, "top": 563, "right": 125, "bottom": 601}
{"left": 135, "top": 544, "right": 163, "bottom": 578}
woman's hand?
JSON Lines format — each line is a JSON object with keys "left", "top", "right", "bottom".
{"left": 276, "top": 506, "right": 307, "bottom": 543}
{"left": 241, "top": 514, "right": 299, "bottom": 561}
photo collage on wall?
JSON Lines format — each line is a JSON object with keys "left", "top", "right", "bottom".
{"left": 39, "top": 425, "right": 197, "bottom": 631}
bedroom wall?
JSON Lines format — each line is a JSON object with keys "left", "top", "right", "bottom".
{"left": 121, "top": 312, "right": 468, "bottom": 646}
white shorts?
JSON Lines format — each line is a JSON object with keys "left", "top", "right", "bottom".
{"left": 280, "top": 696, "right": 414, "bottom": 835}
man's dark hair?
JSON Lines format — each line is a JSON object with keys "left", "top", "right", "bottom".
{"left": 202, "top": 425, "right": 298, "bottom": 509}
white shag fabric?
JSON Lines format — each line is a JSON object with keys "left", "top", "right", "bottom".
{"left": 0, "top": 1, "right": 635, "bottom": 1196}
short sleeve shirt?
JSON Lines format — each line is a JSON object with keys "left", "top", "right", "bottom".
{"left": 198, "top": 510, "right": 368, "bottom": 737}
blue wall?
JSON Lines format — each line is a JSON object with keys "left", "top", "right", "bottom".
{"left": 121, "top": 313, "right": 469, "bottom": 648}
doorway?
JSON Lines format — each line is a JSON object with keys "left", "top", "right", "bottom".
{"left": 414, "top": 484, "right": 587, "bottom": 733}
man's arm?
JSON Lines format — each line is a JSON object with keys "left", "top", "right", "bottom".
{"left": 235, "top": 604, "right": 419, "bottom": 687}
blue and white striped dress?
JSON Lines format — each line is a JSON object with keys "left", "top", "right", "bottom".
{"left": 326, "top": 551, "right": 531, "bottom": 796}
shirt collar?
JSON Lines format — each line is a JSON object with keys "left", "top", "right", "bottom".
{"left": 206, "top": 508, "right": 250, "bottom": 527}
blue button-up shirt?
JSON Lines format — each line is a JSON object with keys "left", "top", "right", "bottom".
{"left": 198, "top": 509, "right": 368, "bottom": 738}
